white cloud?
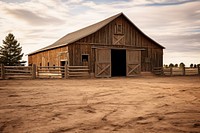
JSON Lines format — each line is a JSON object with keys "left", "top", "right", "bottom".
{"left": 0, "top": 0, "right": 199, "bottom": 66}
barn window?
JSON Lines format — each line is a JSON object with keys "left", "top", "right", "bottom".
{"left": 82, "top": 54, "right": 88, "bottom": 62}
{"left": 117, "top": 24, "right": 122, "bottom": 33}
{"left": 115, "top": 23, "right": 123, "bottom": 34}
{"left": 53, "top": 64, "right": 55, "bottom": 69}
{"left": 47, "top": 62, "right": 49, "bottom": 69}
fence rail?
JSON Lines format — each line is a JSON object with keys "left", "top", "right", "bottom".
{"left": 1, "top": 64, "right": 199, "bottom": 79}
{"left": 37, "top": 66, "right": 65, "bottom": 79}
{"left": 0, "top": 64, "right": 90, "bottom": 79}
{"left": 152, "top": 67, "right": 163, "bottom": 75}
{"left": 67, "top": 66, "right": 90, "bottom": 77}
{"left": 0, "top": 65, "right": 36, "bottom": 79}
{"left": 153, "top": 66, "right": 200, "bottom": 76}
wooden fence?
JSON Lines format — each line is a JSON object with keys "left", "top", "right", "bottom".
{"left": 153, "top": 66, "right": 200, "bottom": 76}
{"left": 67, "top": 66, "right": 90, "bottom": 77}
{"left": 0, "top": 64, "right": 90, "bottom": 79}
{"left": 0, "top": 64, "right": 36, "bottom": 79}
{"left": 37, "top": 66, "right": 65, "bottom": 79}
{"left": 1, "top": 64, "right": 199, "bottom": 79}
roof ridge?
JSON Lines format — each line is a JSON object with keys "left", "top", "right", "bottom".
{"left": 28, "top": 13, "right": 121, "bottom": 55}
{"left": 28, "top": 12, "right": 164, "bottom": 55}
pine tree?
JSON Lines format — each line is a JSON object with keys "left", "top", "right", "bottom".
{"left": 0, "top": 33, "right": 25, "bottom": 66}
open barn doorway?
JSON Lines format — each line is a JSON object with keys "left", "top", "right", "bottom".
{"left": 60, "top": 61, "right": 68, "bottom": 78}
{"left": 111, "top": 49, "right": 126, "bottom": 77}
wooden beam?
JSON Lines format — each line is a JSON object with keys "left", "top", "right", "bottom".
{"left": 91, "top": 45, "right": 145, "bottom": 50}
{"left": 97, "top": 64, "right": 110, "bottom": 76}
{"left": 32, "top": 64, "right": 36, "bottom": 79}
{"left": 128, "top": 64, "right": 140, "bottom": 75}
{"left": 1, "top": 64, "right": 5, "bottom": 79}
{"left": 113, "top": 35, "right": 124, "bottom": 45}
{"left": 65, "top": 64, "right": 68, "bottom": 79}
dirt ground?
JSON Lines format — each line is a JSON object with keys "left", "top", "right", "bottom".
{"left": 0, "top": 76, "right": 200, "bottom": 133}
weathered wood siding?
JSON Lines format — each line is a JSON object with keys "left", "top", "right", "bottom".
{"left": 28, "top": 15, "right": 163, "bottom": 73}
{"left": 73, "top": 15, "right": 163, "bottom": 72}
{"left": 28, "top": 46, "right": 68, "bottom": 67}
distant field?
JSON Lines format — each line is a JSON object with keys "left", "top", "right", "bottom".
{"left": 0, "top": 77, "right": 200, "bottom": 133}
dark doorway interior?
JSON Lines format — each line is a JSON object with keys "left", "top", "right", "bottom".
{"left": 60, "top": 61, "right": 65, "bottom": 66}
{"left": 111, "top": 49, "right": 126, "bottom": 76}
{"left": 60, "top": 61, "right": 66, "bottom": 78}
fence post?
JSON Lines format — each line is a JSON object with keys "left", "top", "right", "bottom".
{"left": 170, "top": 67, "right": 173, "bottom": 76}
{"left": 198, "top": 65, "right": 200, "bottom": 76}
{"left": 161, "top": 67, "right": 164, "bottom": 75}
{"left": 0, "top": 64, "right": 2, "bottom": 79}
{"left": 32, "top": 64, "right": 36, "bottom": 79}
{"left": 182, "top": 66, "right": 185, "bottom": 76}
{"left": 1, "top": 64, "right": 5, "bottom": 79}
{"left": 65, "top": 64, "right": 68, "bottom": 79}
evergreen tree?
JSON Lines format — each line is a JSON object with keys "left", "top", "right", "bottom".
{"left": 179, "top": 62, "right": 185, "bottom": 68}
{"left": 169, "top": 63, "right": 174, "bottom": 68}
{"left": 0, "top": 33, "right": 25, "bottom": 66}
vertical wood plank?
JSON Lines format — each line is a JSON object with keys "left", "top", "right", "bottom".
{"left": 1, "top": 64, "right": 5, "bottom": 79}
{"left": 183, "top": 66, "right": 185, "bottom": 76}
{"left": 65, "top": 64, "right": 68, "bottom": 79}
{"left": 170, "top": 67, "right": 173, "bottom": 76}
{"left": 28, "top": 14, "right": 164, "bottom": 74}
{"left": 32, "top": 64, "right": 36, "bottom": 79}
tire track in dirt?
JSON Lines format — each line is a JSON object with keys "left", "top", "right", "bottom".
{"left": 0, "top": 119, "right": 22, "bottom": 133}
{"left": 110, "top": 110, "right": 200, "bottom": 132}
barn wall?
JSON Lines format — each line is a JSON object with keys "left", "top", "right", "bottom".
{"left": 28, "top": 15, "right": 163, "bottom": 73}
{"left": 76, "top": 15, "right": 163, "bottom": 71}
{"left": 68, "top": 43, "right": 93, "bottom": 73}
{"left": 28, "top": 46, "right": 68, "bottom": 67}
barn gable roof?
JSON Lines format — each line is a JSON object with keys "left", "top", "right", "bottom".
{"left": 29, "top": 13, "right": 164, "bottom": 55}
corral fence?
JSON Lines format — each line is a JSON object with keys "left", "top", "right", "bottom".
{"left": 1, "top": 64, "right": 199, "bottom": 79}
{"left": 153, "top": 66, "right": 200, "bottom": 76}
{"left": 37, "top": 66, "right": 65, "bottom": 79}
{"left": 0, "top": 64, "right": 90, "bottom": 79}
{"left": 0, "top": 64, "right": 36, "bottom": 79}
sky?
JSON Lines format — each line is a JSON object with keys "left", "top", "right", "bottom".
{"left": 0, "top": 0, "right": 199, "bottom": 66}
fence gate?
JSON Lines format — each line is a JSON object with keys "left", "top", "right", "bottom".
{"left": 126, "top": 50, "right": 141, "bottom": 76}
{"left": 95, "top": 48, "right": 111, "bottom": 77}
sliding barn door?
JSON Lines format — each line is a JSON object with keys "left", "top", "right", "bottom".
{"left": 126, "top": 50, "right": 141, "bottom": 76}
{"left": 95, "top": 48, "right": 111, "bottom": 77}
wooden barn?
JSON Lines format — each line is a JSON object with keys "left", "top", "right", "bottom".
{"left": 28, "top": 13, "right": 165, "bottom": 77}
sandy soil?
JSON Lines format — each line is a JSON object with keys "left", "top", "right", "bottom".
{"left": 0, "top": 76, "right": 200, "bottom": 133}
